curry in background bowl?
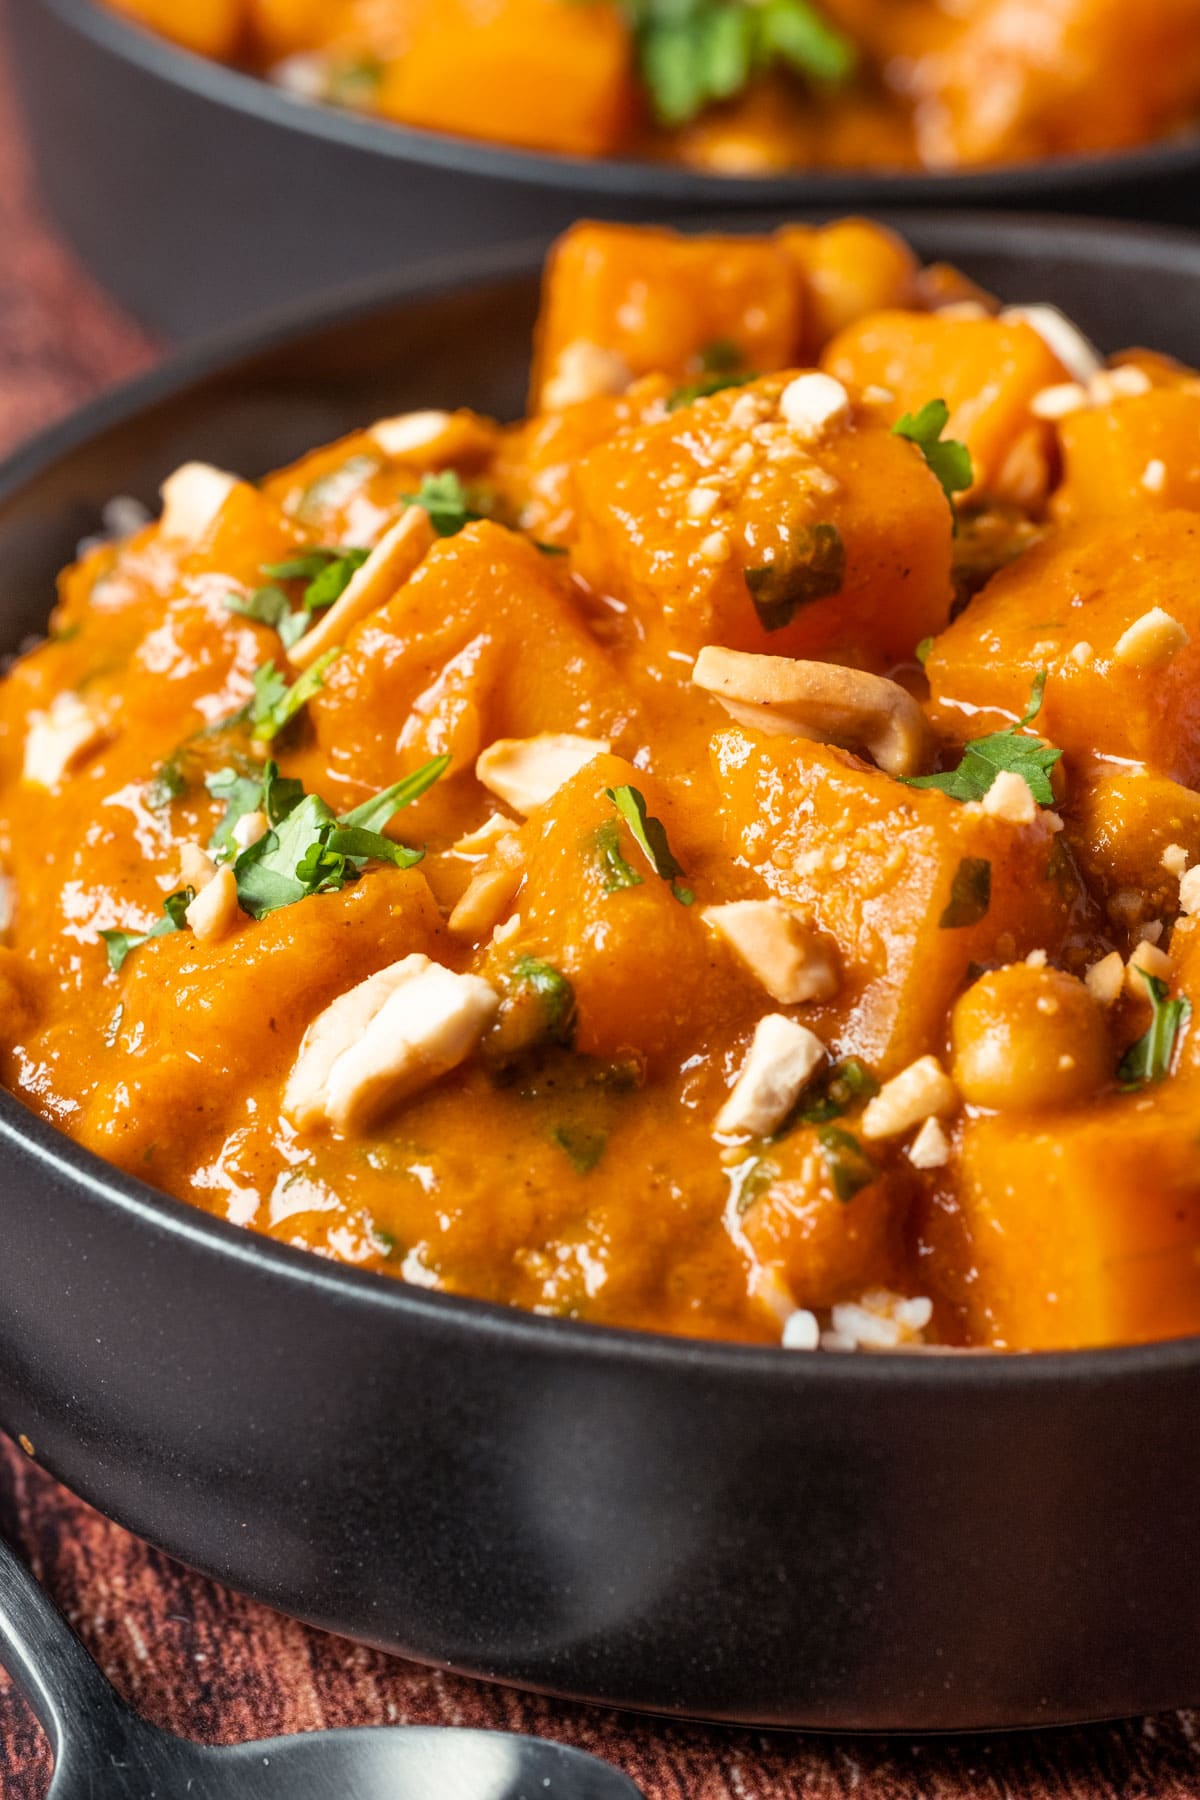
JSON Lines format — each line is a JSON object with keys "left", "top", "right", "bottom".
{"left": 4, "top": 215, "right": 1200, "bottom": 1357}
{"left": 100, "top": 0, "right": 1200, "bottom": 173}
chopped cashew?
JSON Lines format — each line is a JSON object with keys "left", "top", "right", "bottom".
{"left": 861, "top": 1056, "right": 958, "bottom": 1141}
{"left": 1162, "top": 843, "right": 1189, "bottom": 877}
{"left": 369, "top": 409, "right": 496, "bottom": 467}
{"left": 284, "top": 954, "right": 498, "bottom": 1134}
{"left": 23, "top": 693, "right": 106, "bottom": 789}
{"left": 541, "top": 342, "right": 631, "bottom": 412}
{"left": 1113, "top": 607, "right": 1189, "bottom": 669}
{"left": 1142, "top": 458, "right": 1168, "bottom": 495}
{"left": 779, "top": 373, "right": 850, "bottom": 439}
{"left": 232, "top": 809, "right": 269, "bottom": 851}
{"left": 452, "top": 814, "right": 515, "bottom": 858}
{"left": 1126, "top": 939, "right": 1172, "bottom": 997}
{"left": 475, "top": 733, "right": 610, "bottom": 815}
{"left": 1001, "top": 305, "right": 1101, "bottom": 384}
{"left": 1030, "top": 382, "right": 1090, "bottom": 421}
{"left": 288, "top": 508, "right": 436, "bottom": 670}
{"left": 1069, "top": 641, "right": 1095, "bottom": 668}
{"left": 185, "top": 866, "right": 239, "bottom": 944}
{"left": 827, "top": 1290, "right": 933, "bottom": 1350}
{"left": 159, "top": 462, "right": 238, "bottom": 544}
{"left": 1181, "top": 866, "right": 1200, "bottom": 917}
{"left": 716, "top": 1014, "right": 826, "bottom": 1136}
{"left": 907, "top": 1115, "right": 951, "bottom": 1170}
{"left": 179, "top": 843, "right": 218, "bottom": 890}
{"left": 1084, "top": 951, "right": 1125, "bottom": 1006}
{"left": 781, "top": 1309, "right": 820, "bottom": 1351}
{"left": 1090, "top": 365, "right": 1152, "bottom": 405}
{"left": 703, "top": 899, "right": 839, "bottom": 1004}
{"left": 693, "top": 646, "right": 930, "bottom": 778}
{"left": 448, "top": 838, "right": 524, "bottom": 937}
{"left": 981, "top": 769, "right": 1037, "bottom": 825}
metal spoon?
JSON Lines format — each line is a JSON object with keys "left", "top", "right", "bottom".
{"left": 0, "top": 1534, "right": 646, "bottom": 1798}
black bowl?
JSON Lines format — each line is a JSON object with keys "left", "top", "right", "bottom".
{"left": 1, "top": 214, "right": 1199, "bottom": 1733}
{"left": 13, "top": 0, "right": 1200, "bottom": 338}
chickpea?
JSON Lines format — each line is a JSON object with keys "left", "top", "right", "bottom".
{"left": 950, "top": 964, "right": 1111, "bottom": 1111}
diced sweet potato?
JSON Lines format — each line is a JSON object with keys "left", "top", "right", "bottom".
{"left": 711, "top": 727, "right": 1087, "bottom": 1072}
{"left": 1063, "top": 765, "right": 1200, "bottom": 931}
{"left": 375, "top": 0, "right": 633, "bottom": 156}
{"left": 1054, "top": 388, "right": 1200, "bottom": 522}
{"left": 926, "top": 1097, "right": 1200, "bottom": 1349}
{"left": 777, "top": 219, "right": 920, "bottom": 358}
{"left": 571, "top": 374, "right": 953, "bottom": 665}
{"left": 736, "top": 1126, "right": 909, "bottom": 1309}
{"left": 76, "top": 868, "right": 443, "bottom": 1174}
{"left": 503, "top": 753, "right": 757, "bottom": 1065}
{"left": 310, "top": 521, "right": 625, "bottom": 800}
{"left": 821, "top": 310, "right": 1067, "bottom": 495}
{"left": 531, "top": 223, "right": 804, "bottom": 409}
{"left": 927, "top": 511, "right": 1200, "bottom": 784}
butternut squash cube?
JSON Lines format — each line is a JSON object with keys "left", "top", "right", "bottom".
{"left": 927, "top": 512, "right": 1200, "bottom": 784}
{"left": 1054, "top": 388, "right": 1200, "bottom": 522}
{"left": 1064, "top": 765, "right": 1200, "bottom": 929}
{"left": 711, "top": 728, "right": 1084, "bottom": 1073}
{"left": 571, "top": 374, "right": 953, "bottom": 664}
{"left": 532, "top": 223, "right": 803, "bottom": 409}
{"left": 821, "top": 310, "right": 1068, "bottom": 495}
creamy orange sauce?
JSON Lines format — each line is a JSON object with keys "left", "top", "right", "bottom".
{"left": 100, "top": 0, "right": 1200, "bottom": 172}
{"left": 5, "top": 217, "right": 1200, "bottom": 1353}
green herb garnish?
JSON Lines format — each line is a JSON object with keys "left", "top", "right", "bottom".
{"left": 892, "top": 399, "right": 973, "bottom": 523}
{"left": 780, "top": 1057, "right": 879, "bottom": 1131}
{"left": 250, "top": 648, "right": 339, "bottom": 743}
{"left": 589, "top": 819, "right": 644, "bottom": 893}
{"left": 146, "top": 754, "right": 189, "bottom": 810}
{"left": 551, "top": 1123, "right": 607, "bottom": 1174}
{"left": 939, "top": 857, "right": 992, "bottom": 930}
{"left": 628, "top": 0, "right": 856, "bottom": 128}
{"left": 906, "top": 673, "right": 1061, "bottom": 808}
{"left": 744, "top": 520, "right": 846, "bottom": 632}
{"left": 510, "top": 957, "right": 578, "bottom": 1045}
{"left": 817, "top": 1125, "right": 877, "bottom": 1203}
{"left": 1118, "top": 972, "right": 1191, "bottom": 1089}
{"left": 100, "top": 887, "right": 194, "bottom": 974}
{"left": 915, "top": 636, "right": 934, "bottom": 668}
{"left": 403, "top": 471, "right": 486, "bottom": 538}
{"left": 668, "top": 370, "right": 755, "bottom": 411}
{"left": 605, "top": 784, "right": 693, "bottom": 903}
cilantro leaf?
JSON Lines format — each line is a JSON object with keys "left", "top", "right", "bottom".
{"left": 606, "top": 784, "right": 693, "bottom": 903}
{"left": 510, "top": 956, "right": 577, "bottom": 1044}
{"left": 100, "top": 886, "right": 193, "bottom": 974}
{"left": 226, "top": 585, "right": 293, "bottom": 635}
{"left": 551, "top": 1123, "right": 607, "bottom": 1174}
{"left": 323, "top": 824, "right": 424, "bottom": 869}
{"left": 300, "top": 548, "right": 369, "bottom": 612}
{"left": 745, "top": 521, "right": 846, "bottom": 632}
{"left": 339, "top": 755, "right": 451, "bottom": 831}
{"left": 233, "top": 794, "right": 341, "bottom": 919}
{"left": 668, "top": 370, "right": 755, "bottom": 411}
{"left": 939, "top": 857, "right": 992, "bottom": 929}
{"left": 817, "top": 1125, "right": 877, "bottom": 1203}
{"left": 892, "top": 399, "right": 973, "bottom": 520}
{"left": 589, "top": 818, "right": 643, "bottom": 893}
{"left": 906, "top": 672, "right": 1060, "bottom": 808}
{"left": 403, "top": 472, "right": 485, "bottom": 538}
{"left": 250, "top": 648, "right": 339, "bottom": 743}
{"left": 206, "top": 759, "right": 304, "bottom": 860}
{"left": 1118, "top": 972, "right": 1191, "bottom": 1088}
{"left": 628, "top": 0, "right": 855, "bottom": 127}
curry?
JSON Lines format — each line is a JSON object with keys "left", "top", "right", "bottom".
{"left": 100, "top": 0, "right": 1200, "bottom": 172}
{"left": 5, "top": 216, "right": 1200, "bottom": 1353}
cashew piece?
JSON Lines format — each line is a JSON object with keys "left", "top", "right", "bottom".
{"left": 693, "top": 647, "right": 931, "bottom": 778}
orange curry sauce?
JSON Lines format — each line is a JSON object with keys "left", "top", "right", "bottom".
{"left": 101, "top": 0, "right": 1200, "bottom": 172}
{"left": 5, "top": 219, "right": 1200, "bottom": 1353}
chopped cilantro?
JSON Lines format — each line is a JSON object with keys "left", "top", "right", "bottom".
{"left": 745, "top": 521, "right": 846, "bottom": 632}
{"left": 939, "top": 857, "right": 992, "bottom": 930}
{"left": 510, "top": 956, "right": 578, "bottom": 1045}
{"left": 146, "top": 754, "right": 188, "bottom": 810}
{"left": 1019, "top": 668, "right": 1047, "bottom": 727}
{"left": 1118, "top": 972, "right": 1191, "bottom": 1088}
{"left": 906, "top": 672, "right": 1059, "bottom": 806}
{"left": 892, "top": 399, "right": 973, "bottom": 522}
{"left": 250, "top": 648, "right": 339, "bottom": 743}
{"left": 606, "top": 784, "right": 692, "bottom": 903}
{"left": 298, "top": 548, "right": 369, "bottom": 612}
{"left": 817, "top": 1125, "right": 877, "bottom": 1203}
{"left": 551, "top": 1123, "right": 607, "bottom": 1174}
{"left": 340, "top": 755, "right": 451, "bottom": 831}
{"left": 784, "top": 1056, "right": 879, "bottom": 1130}
{"left": 100, "top": 887, "right": 193, "bottom": 974}
{"left": 915, "top": 636, "right": 934, "bottom": 668}
{"left": 731, "top": 1153, "right": 779, "bottom": 1215}
{"left": 589, "top": 819, "right": 643, "bottom": 893}
{"left": 403, "top": 471, "right": 485, "bottom": 538}
{"left": 628, "top": 0, "right": 855, "bottom": 127}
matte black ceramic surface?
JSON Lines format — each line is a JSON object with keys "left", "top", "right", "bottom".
{"left": 0, "top": 216, "right": 1198, "bottom": 1732}
{"left": 11, "top": 0, "right": 1200, "bottom": 336}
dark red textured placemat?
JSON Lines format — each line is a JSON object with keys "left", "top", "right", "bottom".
{"left": 1, "top": 10, "right": 1199, "bottom": 1795}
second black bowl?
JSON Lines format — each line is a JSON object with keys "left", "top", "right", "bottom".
{"left": 13, "top": 0, "right": 1200, "bottom": 337}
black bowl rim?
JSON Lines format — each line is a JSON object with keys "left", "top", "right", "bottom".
{"left": 3, "top": 212, "right": 1200, "bottom": 1389}
{"left": 45, "top": 0, "right": 1200, "bottom": 205}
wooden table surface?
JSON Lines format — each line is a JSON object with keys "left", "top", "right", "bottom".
{"left": 1, "top": 10, "right": 1199, "bottom": 1795}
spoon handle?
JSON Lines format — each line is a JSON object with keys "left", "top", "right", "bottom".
{"left": 0, "top": 1532, "right": 127, "bottom": 1756}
